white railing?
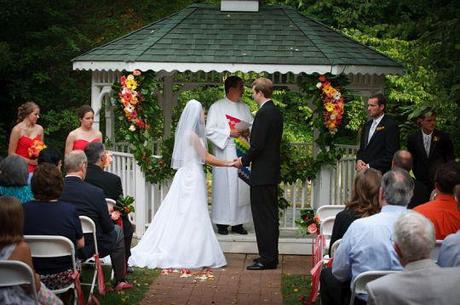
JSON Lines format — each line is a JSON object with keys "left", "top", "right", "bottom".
{"left": 107, "top": 144, "right": 358, "bottom": 236}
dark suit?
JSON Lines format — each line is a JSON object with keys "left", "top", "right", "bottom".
{"left": 407, "top": 129, "right": 454, "bottom": 189}
{"left": 356, "top": 115, "right": 400, "bottom": 173}
{"left": 61, "top": 176, "right": 127, "bottom": 282}
{"left": 85, "top": 164, "right": 134, "bottom": 259}
{"left": 241, "top": 100, "right": 283, "bottom": 264}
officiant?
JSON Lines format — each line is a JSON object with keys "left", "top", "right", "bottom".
{"left": 206, "top": 76, "right": 254, "bottom": 235}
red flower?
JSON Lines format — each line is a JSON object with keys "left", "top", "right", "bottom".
{"left": 319, "top": 75, "right": 326, "bottom": 82}
{"left": 120, "top": 76, "right": 127, "bottom": 87}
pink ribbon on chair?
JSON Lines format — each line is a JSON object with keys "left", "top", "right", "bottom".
{"left": 305, "top": 234, "right": 330, "bottom": 305}
{"left": 70, "top": 271, "right": 85, "bottom": 305}
{"left": 94, "top": 254, "right": 106, "bottom": 296}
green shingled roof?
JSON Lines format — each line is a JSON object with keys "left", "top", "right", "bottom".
{"left": 73, "top": 4, "right": 402, "bottom": 73}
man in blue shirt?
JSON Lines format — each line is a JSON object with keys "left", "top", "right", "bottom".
{"left": 320, "top": 169, "right": 414, "bottom": 305}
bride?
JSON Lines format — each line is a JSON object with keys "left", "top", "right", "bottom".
{"left": 128, "top": 100, "right": 232, "bottom": 269}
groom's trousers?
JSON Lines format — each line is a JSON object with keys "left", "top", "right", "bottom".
{"left": 250, "top": 185, "right": 279, "bottom": 264}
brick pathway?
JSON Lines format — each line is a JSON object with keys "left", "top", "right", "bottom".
{"left": 140, "top": 254, "right": 312, "bottom": 305}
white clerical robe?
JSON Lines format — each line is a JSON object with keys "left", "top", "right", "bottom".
{"left": 206, "top": 97, "right": 253, "bottom": 225}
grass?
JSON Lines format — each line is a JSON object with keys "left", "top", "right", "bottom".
{"left": 80, "top": 266, "right": 160, "bottom": 305}
{"left": 282, "top": 274, "right": 319, "bottom": 305}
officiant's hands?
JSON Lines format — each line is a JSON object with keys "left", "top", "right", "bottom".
{"left": 230, "top": 128, "right": 241, "bottom": 138}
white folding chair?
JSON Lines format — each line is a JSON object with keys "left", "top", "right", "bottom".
{"left": 0, "top": 260, "right": 40, "bottom": 305}
{"left": 432, "top": 240, "right": 443, "bottom": 262}
{"left": 317, "top": 205, "right": 346, "bottom": 220}
{"left": 24, "top": 235, "right": 79, "bottom": 304}
{"left": 79, "top": 215, "right": 113, "bottom": 301}
{"left": 350, "top": 270, "right": 400, "bottom": 305}
{"left": 320, "top": 216, "right": 336, "bottom": 251}
{"left": 330, "top": 238, "right": 341, "bottom": 258}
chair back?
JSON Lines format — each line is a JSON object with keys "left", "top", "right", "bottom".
{"left": 24, "top": 235, "right": 77, "bottom": 273}
{"left": 350, "top": 270, "right": 400, "bottom": 305}
{"left": 432, "top": 240, "right": 443, "bottom": 262}
{"left": 79, "top": 215, "right": 99, "bottom": 254}
{"left": 0, "top": 260, "right": 39, "bottom": 304}
{"left": 317, "top": 205, "right": 345, "bottom": 220}
{"left": 330, "top": 238, "right": 341, "bottom": 258}
{"left": 320, "top": 216, "right": 335, "bottom": 237}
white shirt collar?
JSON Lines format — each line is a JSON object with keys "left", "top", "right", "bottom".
{"left": 259, "top": 99, "right": 271, "bottom": 108}
{"left": 422, "top": 130, "right": 433, "bottom": 136}
{"left": 373, "top": 113, "right": 384, "bottom": 125}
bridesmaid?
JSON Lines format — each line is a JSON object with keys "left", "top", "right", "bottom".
{"left": 65, "top": 105, "right": 103, "bottom": 154}
{"left": 8, "top": 102, "right": 44, "bottom": 173}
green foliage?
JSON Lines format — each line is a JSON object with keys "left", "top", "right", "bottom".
{"left": 282, "top": 274, "right": 318, "bottom": 305}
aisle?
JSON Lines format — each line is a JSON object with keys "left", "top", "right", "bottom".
{"left": 139, "top": 253, "right": 311, "bottom": 305}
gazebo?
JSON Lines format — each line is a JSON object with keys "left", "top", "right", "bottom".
{"left": 72, "top": 1, "right": 403, "bottom": 253}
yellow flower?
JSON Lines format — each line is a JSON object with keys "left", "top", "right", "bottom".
{"left": 127, "top": 75, "right": 134, "bottom": 81}
{"left": 126, "top": 79, "right": 138, "bottom": 90}
{"left": 325, "top": 103, "right": 334, "bottom": 112}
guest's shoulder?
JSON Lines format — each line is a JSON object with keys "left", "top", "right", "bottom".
{"left": 444, "top": 231, "right": 460, "bottom": 244}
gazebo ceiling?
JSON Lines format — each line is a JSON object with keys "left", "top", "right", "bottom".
{"left": 72, "top": 4, "right": 403, "bottom": 75}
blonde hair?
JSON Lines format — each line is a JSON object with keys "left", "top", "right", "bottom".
{"left": 17, "top": 101, "right": 39, "bottom": 123}
{"left": 252, "top": 77, "right": 273, "bottom": 98}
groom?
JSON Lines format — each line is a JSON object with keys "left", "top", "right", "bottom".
{"left": 236, "top": 77, "right": 283, "bottom": 270}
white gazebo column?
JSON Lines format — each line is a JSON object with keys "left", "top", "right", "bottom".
{"left": 90, "top": 71, "right": 119, "bottom": 133}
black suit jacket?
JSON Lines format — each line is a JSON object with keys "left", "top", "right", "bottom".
{"left": 356, "top": 115, "right": 400, "bottom": 173}
{"left": 61, "top": 176, "right": 115, "bottom": 256}
{"left": 85, "top": 164, "right": 133, "bottom": 235}
{"left": 407, "top": 129, "right": 454, "bottom": 188}
{"left": 241, "top": 100, "right": 283, "bottom": 186}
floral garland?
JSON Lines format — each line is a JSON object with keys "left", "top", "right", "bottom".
{"left": 112, "top": 71, "right": 174, "bottom": 184}
{"left": 316, "top": 75, "right": 345, "bottom": 134}
{"left": 295, "top": 208, "right": 320, "bottom": 235}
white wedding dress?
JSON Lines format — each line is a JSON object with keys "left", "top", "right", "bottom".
{"left": 128, "top": 100, "right": 227, "bottom": 269}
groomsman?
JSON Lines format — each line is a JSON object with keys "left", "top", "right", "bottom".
{"left": 206, "top": 76, "right": 253, "bottom": 235}
{"left": 356, "top": 94, "right": 399, "bottom": 174}
{"left": 407, "top": 108, "right": 454, "bottom": 189}
{"left": 236, "top": 77, "right": 283, "bottom": 270}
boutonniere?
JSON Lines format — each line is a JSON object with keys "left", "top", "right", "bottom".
{"left": 376, "top": 126, "right": 385, "bottom": 131}
{"left": 433, "top": 136, "right": 439, "bottom": 142}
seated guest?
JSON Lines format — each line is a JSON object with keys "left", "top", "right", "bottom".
{"left": 367, "top": 211, "right": 460, "bottom": 305}
{"left": 38, "top": 147, "right": 63, "bottom": 171}
{"left": 0, "top": 155, "right": 33, "bottom": 203}
{"left": 329, "top": 168, "right": 381, "bottom": 256}
{"left": 60, "top": 151, "right": 132, "bottom": 291}
{"left": 84, "top": 142, "right": 134, "bottom": 271}
{"left": 0, "top": 196, "right": 62, "bottom": 305}
{"left": 320, "top": 169, "right": 413, "bottom": 305}
{"left": 438, "top": 184, "right": 460, "bottom": 267}
{"left": 391, "top": 150, "right": 431, "bottom": 208}
{"left": 414, "top": 161, "right": 460, "bottom": 239}
{"left": 23, "top": 163, "right": 84, "bottom": 293}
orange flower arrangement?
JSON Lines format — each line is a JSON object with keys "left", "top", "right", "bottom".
{"left": 316, "top": 75, "right": 345, "bottom": 134}
{"left": 28, "top": 139, "right": 46, "bottom": 158}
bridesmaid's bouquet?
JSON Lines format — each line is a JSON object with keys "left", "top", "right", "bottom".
{"left": 28, "top": 139, "right": 46, "bottom": 158}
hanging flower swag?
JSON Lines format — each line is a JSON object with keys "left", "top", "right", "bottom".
{"left": 112, "top": 70, "right": 174, "bottom": 183}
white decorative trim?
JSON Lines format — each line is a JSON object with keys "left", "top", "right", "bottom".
{"left": 221, "top": 0, "right": 259, "bottom": 12}
{"left": 73, "top": 61, "right": 403, "bottom": 75}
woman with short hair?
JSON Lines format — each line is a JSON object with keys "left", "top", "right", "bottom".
{"left": 0, "top": 155, "right": 33, "bottom": 203}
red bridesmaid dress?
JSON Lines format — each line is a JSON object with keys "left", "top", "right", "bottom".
{"left": 15, "top": 135, "right": 41, "bottom": 173}
{"left": 72, "top": 138, "right": 102, "bottom": 151}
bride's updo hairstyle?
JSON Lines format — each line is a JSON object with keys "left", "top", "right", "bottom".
{"left": 17, "top": 101, "right": 39, "bottom": 123}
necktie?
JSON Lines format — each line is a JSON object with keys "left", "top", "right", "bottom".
{"left": 368, "top": 120, "right": 378, "bottom": 144}
{"left": 424, "top": 135, "right": 430, "bottom": 156}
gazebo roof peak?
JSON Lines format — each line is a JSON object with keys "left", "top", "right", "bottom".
{"left": 72, "top": 3, "right": 403, "bottom": 75}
